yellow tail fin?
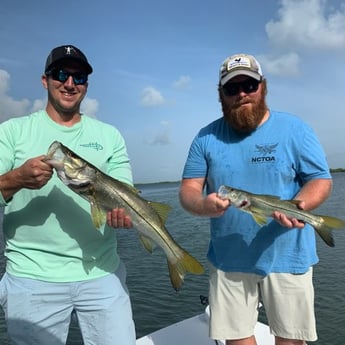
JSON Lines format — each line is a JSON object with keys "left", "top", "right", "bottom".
{"left": 315, "top": 215, "right": 345, "bottom": 247}
{"left": 167, "top": 251, "right": 204, "bottom": 291}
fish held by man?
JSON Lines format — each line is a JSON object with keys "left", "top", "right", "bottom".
{"left": 45, "top": 141, "right": 204, "bottom": 290}
{"left": 218, "top": 185, "right": 345, "bottom": 247}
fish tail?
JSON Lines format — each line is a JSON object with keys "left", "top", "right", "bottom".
{"left": 167, "top": 251, "right": 204, "bottom": 291}
{"left": 314, "top": 225, "right": 335, "bottom": 247}
{"left": 321, "top": 215, "right": 345, "bottom": 229}
{"left": 315, "top": 215, "right": 345, "bottom": 247}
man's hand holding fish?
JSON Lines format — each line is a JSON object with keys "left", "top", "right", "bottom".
{"left": 179, "top": 178, "right": 230, "bottom": 217}
{"left": 272, "top": 207, "right": 306, "bottom": 229}
{"left": 107, "top": 208, "right": 132, "bottom": 229}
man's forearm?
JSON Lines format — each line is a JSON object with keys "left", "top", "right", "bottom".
{"left": 0, "top": 169, "right": 23, "bottom": 202}
{"left": 295, "top": 178, "right": 332, "bottom": 210}
{"left": 179, "top": 184, "right": 205, "bottom": 216}
{"left": 179, "top": 180, "right": 230, "bottom": 217}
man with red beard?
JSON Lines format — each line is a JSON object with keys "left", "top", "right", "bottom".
{"left": 179, "top": 54, "right": 332, "bottom": 345}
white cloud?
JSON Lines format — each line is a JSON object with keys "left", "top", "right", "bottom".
{"left": 266, "top": 0, "right": 345, "bottom": 50}
{"left": 258, "top": 53, "right": 300, "bottom": 77}
{"left": 173, "top": 75, "right": 191, "bottom": 90}
{"left": 140, "top": 86, "right": 165, "bottom": 107}
{"left": 0, "top": 70, "right": 31, "bottom": 122}
{"left": 0, "top": 70, "right": 10, "bottom": 94}
{"left": 81, "top": 98, "right": 99, "bottom": 118}
{"left": 31, "top": 98, "right": 46, "bottom": 112}
{"left": 145, "top": 121, "right": 171, "bottom": 146}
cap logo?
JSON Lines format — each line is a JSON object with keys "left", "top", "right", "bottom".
{"left": 65, "top": 46, "right": 76, "bottom": 55}
{"left": 227, "top": 57, "right": 253, "bottom": 71}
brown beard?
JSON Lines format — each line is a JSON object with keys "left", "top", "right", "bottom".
{"left": 219, "top": 80, "right": 268, "bottom": 133}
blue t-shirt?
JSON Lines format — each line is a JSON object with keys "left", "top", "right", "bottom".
{"left": 182, "top": 111, "right": 331, "bottom": 275}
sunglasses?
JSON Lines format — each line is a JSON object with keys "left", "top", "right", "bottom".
{"left": 47, "top": 69, "right": 88, "bottom": 85}
{"left": 222, "top": 79, "right": 261, "bottom": 96}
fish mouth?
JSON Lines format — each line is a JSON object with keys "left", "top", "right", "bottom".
{"left": 44, "top": 159, "right": 65, "bottom": 171}
{"left": 44, "top": 141, "right": 92, "bottom": 185}
{"left": 239, "top": 200, "right": 249, "bottom": 208}
{"left": 46, "top": 141, "right": 62, "bottom": 157}
{"left": 43, "top": 141, "right": 66, "bottom": 169}
{"left": 55, "top": 169, "right": 91, "bottom": 186}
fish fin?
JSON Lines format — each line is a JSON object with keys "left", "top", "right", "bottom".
{"left": 314, "top": 215, "right": 345, "bottom": 247}
{"left": 313, "top": 224, "right": 335, "bottom": 247}
{"left": 289, "top": 199, "right": 302, "bottom": 206}
{"left": 127, "top": 184, "right": 141, "bottom": 194}
{"left": 90, "top": 202, "right": 107, "bottom": 229}
{"left": 148, "top": 201, "right": 172, "bottom": 223}
{"left": 167, "top": 251, "right": 204, "bottom": 291}
{"left": 139, "top": 234, "right": 156, "bottom": 254}
{"left": 248, "top": 207, "right": 269, "bottom": 226}
{"left": 252, "top": 214, "right": 269, "bottom": 226}
{"left": 321, "top": 215, "right": 345, "bottom": 229}
{"left": 261, "top": 194, "right": 281, "bottom": 199}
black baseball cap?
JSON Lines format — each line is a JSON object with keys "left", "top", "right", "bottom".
{"left": 44, "top": 45, "right": 93, "bottom": 75}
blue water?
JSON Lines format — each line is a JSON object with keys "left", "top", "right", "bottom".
{"left": 1, "top": 175, "right": 345, "bottom": 344}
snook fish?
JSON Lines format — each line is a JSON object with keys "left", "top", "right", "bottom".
{"left": 45, "top": 141, "right": 204, "bottom": 290}
{"left": 218, "top": 185, "right": 345, "bottom": 247}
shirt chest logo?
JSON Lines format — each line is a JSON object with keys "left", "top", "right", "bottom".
{"left": 80, "top": 142, "right": 104, "bottom": 151}
{"left": 252, "top": 143, "right": 278, "bottom": 163}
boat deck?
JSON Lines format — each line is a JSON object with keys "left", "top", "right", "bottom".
{"left": 136, "top": 308, "right": 274, "bottom": 345}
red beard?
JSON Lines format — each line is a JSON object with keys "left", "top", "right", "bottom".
{"left": 219, "top": 81, "right": 268, "bottom": 133}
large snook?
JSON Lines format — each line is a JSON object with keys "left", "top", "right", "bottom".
{"left": 45, "top": 141, "right": 204, "bottom": 290}
{"left": 218, "top": 185, "right": 345, "bottom": 247}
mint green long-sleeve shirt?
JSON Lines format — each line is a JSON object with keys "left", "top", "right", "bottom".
{"left": 0, "top": 110, "right": 133, "bottom": 282}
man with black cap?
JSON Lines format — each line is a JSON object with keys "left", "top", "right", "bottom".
{"left": 179, "top": 53, "right": 332, "bottom": 345}
{"left": 0, "top": 45, "right": 136, "bottom": 344}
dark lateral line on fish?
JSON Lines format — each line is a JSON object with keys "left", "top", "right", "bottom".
{"left": 251, "top": 198, "right": 315, "bottom": 223}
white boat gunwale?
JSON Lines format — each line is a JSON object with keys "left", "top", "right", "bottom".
{"left": 136, "top": 305, "right": 275, "bottom": 345}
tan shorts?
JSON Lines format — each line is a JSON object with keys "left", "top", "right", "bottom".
{"left": 208, "top": 263, "right": 317, "bottom": 341}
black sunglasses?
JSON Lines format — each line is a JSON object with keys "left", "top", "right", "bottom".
{"left": 47, "top": 69, "right": 88, "bottom": 85}
{"left": 222, "top": 78, "right": 261, "bottom": 97}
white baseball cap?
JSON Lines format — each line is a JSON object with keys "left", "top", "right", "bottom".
{"left": 219, "top": 53, "right": 263, "bottom": 86}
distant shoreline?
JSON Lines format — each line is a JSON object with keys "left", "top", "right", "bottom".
{"left": 135, "top": 181, "right": 180, "bottom": 187}
{"left": 330, "top": 168, "right": 345, "bottom": 173}
{"left": 134, "top": 169, "right": 345, "bottom": 186}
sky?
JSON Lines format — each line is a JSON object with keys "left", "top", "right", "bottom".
{"left": 1, "top": 0, "right": 345, "bottom": 183}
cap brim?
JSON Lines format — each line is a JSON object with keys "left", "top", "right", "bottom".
{"left": 45, "top": 57, "right": 93, "bottom": 74}
{"left": 220, "top": 70, "right": 261, "bottom": 85}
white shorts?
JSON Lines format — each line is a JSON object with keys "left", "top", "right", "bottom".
{"left": 208, "top": 263, "right": 317, "bottom": 342}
